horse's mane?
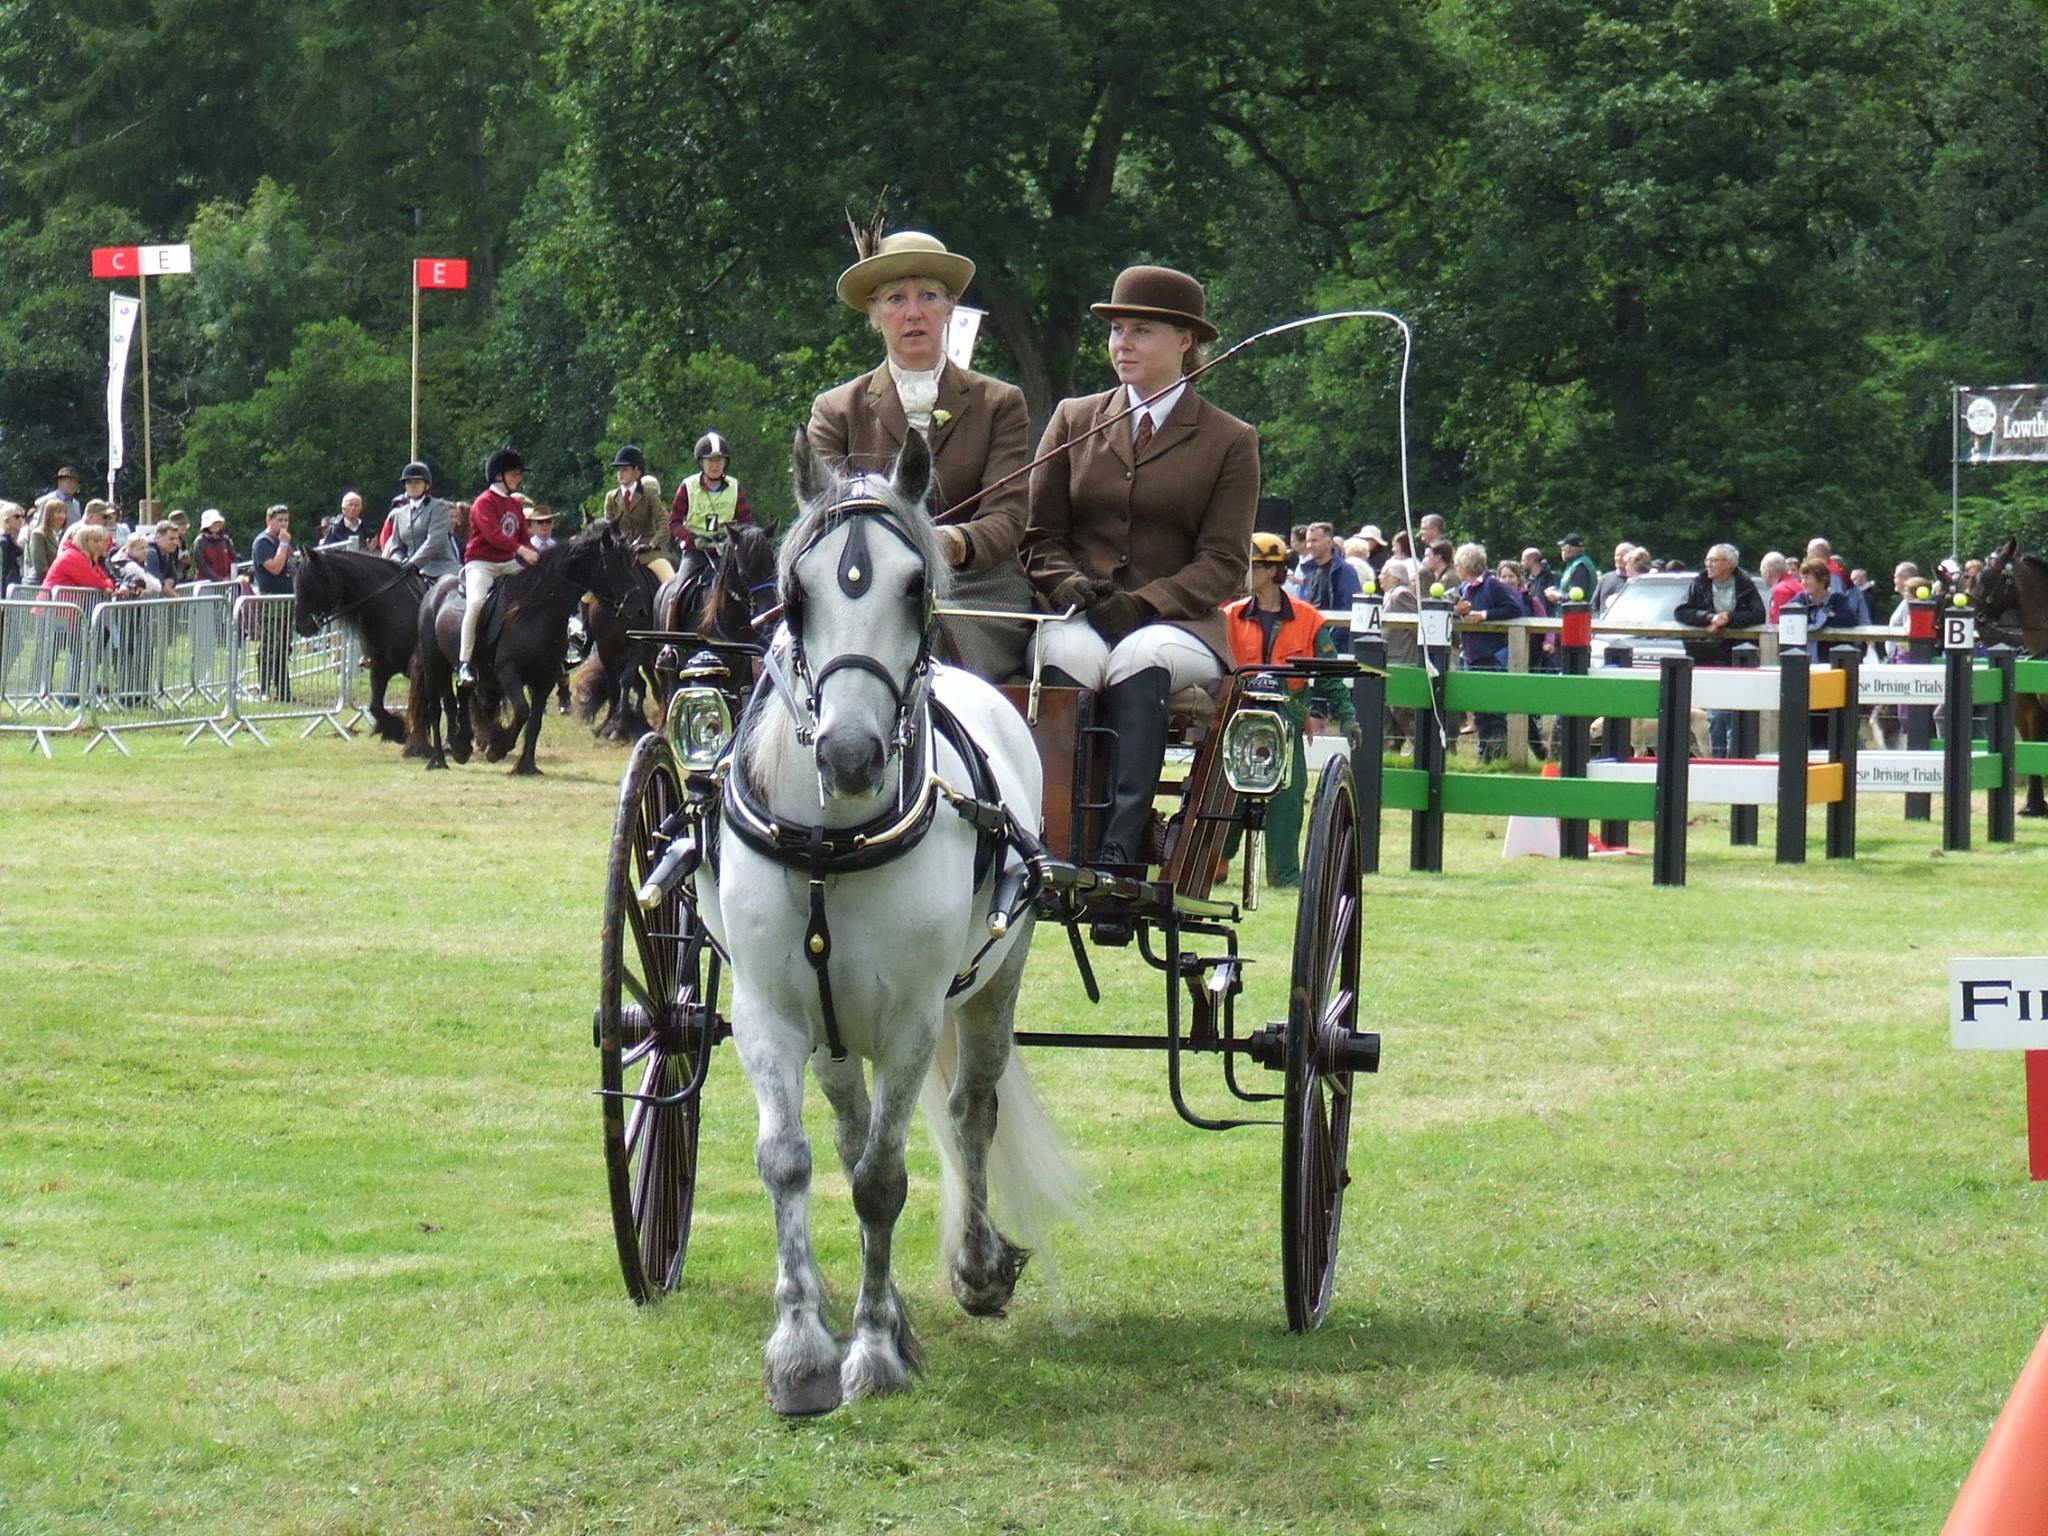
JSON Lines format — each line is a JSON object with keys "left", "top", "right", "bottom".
{"left": 501, "top": 521, "right": 613, "bottom": 622}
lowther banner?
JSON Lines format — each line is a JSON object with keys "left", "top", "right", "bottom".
{"left": 1959, "top": 384, "right": 2048, "bottom": 464}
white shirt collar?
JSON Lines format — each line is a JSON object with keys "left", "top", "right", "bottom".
{"left": 1126, "top": 381, "right": 1186, "bottom": 436}
{"left": 887, "top": 359, "right": 944, "bottom": 431}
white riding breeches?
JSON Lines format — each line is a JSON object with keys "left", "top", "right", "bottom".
{"left": 1031, "top": 616, "right": 1224, "bottom": 692}
{"left": 460, "top": 558, "right": 521, "bottom": 664}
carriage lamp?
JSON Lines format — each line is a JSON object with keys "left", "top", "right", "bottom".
{"left": 665, "top": 686, "right": 734, "bottom": 769}
{"left": 1221, "top": 673, "right": 1294, "bottom": 797}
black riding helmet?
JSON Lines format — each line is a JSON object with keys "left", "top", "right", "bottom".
{"left": 485, "top": 447, "right": 524, "bottom": 483}
{"left": 694, "top": 431, "right": 731, "bottom": 461}
{"left": 611, "top": 445, "right": 646, "bottom": 473}
{"left": 400, "top": 460, "right": 431, "bottom": 484}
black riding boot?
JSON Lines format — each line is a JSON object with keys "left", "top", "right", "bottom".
{"left": 1094, "top": 667, "right": 1172, "bottom": 866}
{"left": 1040, "top": 665, "right": 1086, "bottom": 688}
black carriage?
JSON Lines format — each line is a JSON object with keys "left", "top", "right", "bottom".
{"left": 596, "top": 626, "right": 1384, "bottom": 1331}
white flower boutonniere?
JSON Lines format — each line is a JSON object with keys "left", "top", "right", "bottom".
{"left": 931, "top": 409, "right": 953, "bottom": 429}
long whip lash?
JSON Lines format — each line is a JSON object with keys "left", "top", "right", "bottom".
{"left": 759, "top": 309, "right": 1416, "bottom": 635}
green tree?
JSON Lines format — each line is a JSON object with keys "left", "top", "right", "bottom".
{"left": 158, "top": 319, "right": 406, "bottom": 542}
{"left": 1432, "top": 0, "right": 1927, "bottom": 560}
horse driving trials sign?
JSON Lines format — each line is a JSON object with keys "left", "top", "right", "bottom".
{"left": 1949, "top": 957, "right": 2048, "bottom": 1180}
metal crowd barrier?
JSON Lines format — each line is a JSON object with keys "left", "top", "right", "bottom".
{"left": 223, "top": 593, "right": 352, "bottom": 743}
{"left": 0, "top": 594, "right": 93, "bottom": 755}
{"left": 82, "top": 593, "right": 235, "bottom": 755}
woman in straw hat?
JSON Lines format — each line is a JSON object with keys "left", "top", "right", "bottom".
{"left": 1020, "top": 264, "right": 1260, "bottom": 867}
{"left": 807, "top": 227, "right": 1035, "bottom": 681}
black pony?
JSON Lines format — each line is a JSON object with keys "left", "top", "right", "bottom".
{"left": 575, "top": 525, "right": 777, "bottom": 732}
{"left": 292, "top": 545, "right": 429, "bottom": 748}
{"left": 1970, "top": 537, "right": 2048, "bottom": 814}
{"left": 408, "top": 519, "right": 647, "bottom": 774}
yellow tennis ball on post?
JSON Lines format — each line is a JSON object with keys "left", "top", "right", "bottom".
{"left": 1915, "top": 585, "right": 1931, "bottom": 600}
{"left": 1568, "top": 586, "right": 1585, "bottom": 602}
{"left": 1953, "top": 592, "right": 1969, "bottom": 608}
{"left": 1429, "top": 583, "right": 1446, "bottom": 599}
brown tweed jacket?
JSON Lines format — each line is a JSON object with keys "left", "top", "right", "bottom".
{"left": 603, "top": 477, "right": 667, "bottom": 556}
{"left": 1021, "top": 386, "right": 1260, "bottom": 664}
{"left": 806, "top": 360, "right": 1029, "bottom": 572}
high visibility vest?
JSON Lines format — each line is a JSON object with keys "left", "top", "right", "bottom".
{"left": 683, "top": 473, "right": 741, "bottom": 542}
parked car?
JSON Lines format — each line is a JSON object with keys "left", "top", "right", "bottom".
{"left": 1597, "top": 571, "right": 1699, "bottom": 663}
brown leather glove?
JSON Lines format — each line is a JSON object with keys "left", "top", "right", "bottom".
{"left": 1085, "top": 591, "right": 1147, "bottom": 646}
{"left": 1053, "top": 574, "right": 1113, "bottom": 612}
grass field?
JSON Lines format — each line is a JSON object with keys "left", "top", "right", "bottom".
{"left": 4, "top": 716, "right": 2045, "bottom": 1534}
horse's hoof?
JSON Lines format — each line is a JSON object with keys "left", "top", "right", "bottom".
{"left": 2024, "top": 804, "right": 2048, "bottom": 819}
{"left": 425, "top": 758, "right": 447, "bottom": 772}
{"left": 767, "top": 1370, "right": 842, "bottom": 1417}
{"left": 512, "top": 763, "right": 543, "bottom": 777}
{"left": 839, "top": 1338, "right": 915, "bottom": 1402}
{"left": 953, "top": 1238, "right": 1030, "bottom": 1318}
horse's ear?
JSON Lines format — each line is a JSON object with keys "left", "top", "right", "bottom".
{"left": 891, "top": 427, "right": 931, "bottom": 507}
{"left": 792, "top": 428, "right": 832, "bottom": 506}
{"left": 2003, "top": 536, "right": 2018, "bottom": 560}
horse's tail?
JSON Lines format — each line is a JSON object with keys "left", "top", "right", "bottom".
{"left": 920, "top": 985, "right": 1083, "bottom": 1281}
{"left": 571, "top": 653, "right": 607, "bottom": 722}
{"left": 404, "top": 644, "right": 437, "bottom": 743}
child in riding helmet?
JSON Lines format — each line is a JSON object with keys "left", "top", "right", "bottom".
{"left": 458, "top": 448, "right": 540, "bottom": 688}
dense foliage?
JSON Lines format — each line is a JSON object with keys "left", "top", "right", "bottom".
{"left": 2, "top": 0, "right": 2043, "bottom": 569}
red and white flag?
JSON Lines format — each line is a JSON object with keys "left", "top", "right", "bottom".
{"left": 414, "top": 258, "right": 469, "bottom": 290}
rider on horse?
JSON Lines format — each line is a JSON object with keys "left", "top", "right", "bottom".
{"left": 457, "top": 449, "right": 540, "bottom": 690}
{"left": 384, "top": 461, "right": 460, "bottom": 580}
{"left": 604, "top": 446, "right": 674, "bottom": 583}
{"left": 668, "top": 431, "right": 753, "bottom": 585}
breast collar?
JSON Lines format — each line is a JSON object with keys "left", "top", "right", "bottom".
{"left": 713, "top": 687, "right": 1020, "bottom": 1062}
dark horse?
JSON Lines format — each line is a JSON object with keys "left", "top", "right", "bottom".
{"left": 408, "top": 519, "right": 646, "bottom": 774}
{"left": 576, "top": 525, "right": 777, "bottom": 732}
{"left": 292, "top": 545, "right": 429, "bottom": 748}
{"left": 1970, "top": 536, "right": 2048, "bottom": 815}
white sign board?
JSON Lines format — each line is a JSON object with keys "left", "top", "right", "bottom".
{"left": 1350, "top": 596, "right": 1383, "bottom": 636}
{"left": 139, "top": 242, "right": 193, "bottom": 275}
{"left": 1418, "top": 606, "right": 1452, "bottom": 648}
{"left": 1858, "top": 665, "right": 1948, "bottom": 703}
{"left": 1944, "top": 613, "right": 1976, "bottom": 651}
{"left": 1779, "top": 606, "right": 1809, "bottom": 649}
{"left": 1857, "top": 752, "right": 1948, "bottom": 792}
{"left": 1950, "top": 958, "right": 2048, "bottom": 1049}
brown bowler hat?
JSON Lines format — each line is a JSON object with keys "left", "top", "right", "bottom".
{"left": 1090, "top": 265, "right": 1218, "bottom": 343}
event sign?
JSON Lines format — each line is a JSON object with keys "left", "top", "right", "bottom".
{"left": 1951, "top": 959, "right": 2048, "bottom": 1049}
{"left": 1858, "top": 666, "right": 1947, "bottom": 704}
{"left": 1959, "top": 385, "right": 2048, "bottom": 464}
{"left": 414, "top": 258, "right": 469, "bottom": 289}
{"left": 91, "top": 244, "right": 192, "bottom": 277}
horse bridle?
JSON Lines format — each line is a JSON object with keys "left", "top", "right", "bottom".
{"left": 1972, "top": 551, "right": 2029, "bottom": 649}
{"left": 770, "top": 479, "right": 937, "bottom": 758}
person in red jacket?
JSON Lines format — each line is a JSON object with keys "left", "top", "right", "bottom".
{"left": 41, "top": 524, "right": 117, "bottom": 595}
{"left": 458, "top": 448, "right": 540, "bottom": 688}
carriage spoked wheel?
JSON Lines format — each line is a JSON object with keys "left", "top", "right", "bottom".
{"left": 599, "top": 732, "right": 719, "bottom": 1303}
{"left": 1281, "top": 755, "right": 1367, "bottom": 1332}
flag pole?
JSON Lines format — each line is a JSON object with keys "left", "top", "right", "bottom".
{"left": 140, "top": 272, "right": 153, "bottom": 507}
{"left": 410, "top": 267, "right": 421, "bottom": 461}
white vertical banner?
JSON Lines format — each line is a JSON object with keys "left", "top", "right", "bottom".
{"left": 946, "top": 304, "right": 985, "bottom": 370}
{"left": 107, "top": 293, "right": 141, "bottom": 476}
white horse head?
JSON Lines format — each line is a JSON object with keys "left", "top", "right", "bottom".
{"left": 778, "top": 429, "right": 952, "bottom": 801}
